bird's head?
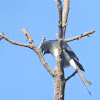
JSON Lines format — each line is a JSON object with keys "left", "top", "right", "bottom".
{"left": 41, "top": 41, "right": 50, "bottom": 55}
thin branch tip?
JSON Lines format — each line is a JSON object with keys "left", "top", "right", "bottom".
{"left": 38, "top": 37, "right": 46, "bottom": 50}
{"left": 55, "top": 32, "right": 58, "bottom": 37}
{"left": 65, "top": 71, "right": 77, "bottom": 82}
{"left": 65, "top": 30, "right": 95, "bottom": 42}
{"left": 22, "top": 28, "right": 28, "bottom": 36}
{"left": 22, "top": 28, "right": 33, "bottom": 44}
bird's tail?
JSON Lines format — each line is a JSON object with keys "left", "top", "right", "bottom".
{"left": 76, "top": 67, "right": 92, "bottom": 95}
{"left": 76, "top": 67, "right": 91, "bottom": 85}
{"left": 69, "top": 59, "right": 91, "bottom": 85}
{"left": 69, "top": 59, "right": 92, "bottom": 95}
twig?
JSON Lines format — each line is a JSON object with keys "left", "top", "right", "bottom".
{"left": 65, "top": 71, "right": 77, "bottom": 82}
{"left": 0, "top": 29, "right": 54, "bottom": 77}
{"left": 55, "top": 32, "right": 58, "bottom": 37}
{"left": 38, "top": 37, "right": 46, "bottom": 50}
{"left": 22, "top": 28, "right": 54, "bottom": 76}
{"left": 64, "top": 30, "right": 95, "bottom": 42}
{"left": 22, "top": 28, "right": 33, "bottom": 44}
{"left": 0, "top": 33, "right": 31, "bottom": 48}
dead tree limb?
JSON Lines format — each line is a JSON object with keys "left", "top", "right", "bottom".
{"left": 62, "top": 0, "right": 70, "bottom": 38}
{"left": 0, "top": 33, "right": 31, "bottom": 48}
{"left": 64, "top": 30, "right": 95, "bottom": 42}
{"left": 54, "top": 0, "right": 65, "bottom": 100}
{"left": 65, "top": 71, "right": 77, "bottom": 82}
{"left": 0, "top": 30, "right": 54, "bottom": 77}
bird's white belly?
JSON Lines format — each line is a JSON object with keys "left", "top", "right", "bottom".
{"left": 53, "top": 48, "right": 59, "bottom": 59}
{"left": 52, "top": 48, "right": 71, "bottom": 67}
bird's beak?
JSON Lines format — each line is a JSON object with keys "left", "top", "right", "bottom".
{"left": 42, "top": 51, "right": 45, "bottom": 56}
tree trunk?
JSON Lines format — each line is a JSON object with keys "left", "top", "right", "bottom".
{"left": 54, "top": 64, "right": 65, "bottom": 100}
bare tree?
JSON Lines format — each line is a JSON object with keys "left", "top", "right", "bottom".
{"left": 0, "top": 0, "right": 95, "bottom": 100}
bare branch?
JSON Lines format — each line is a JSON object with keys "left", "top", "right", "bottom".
{"left": 65, "top": 71, "right": 77, "bottom": 82}
{"left": 56, "top": 0, "right": 63, "bottom": 69}
{"left": 54, "top": 1, "right": 65, "bottom": 100}
{"left": 22, "top": 28, "right": 54, "bottom": 76}
{"left": 55, "top": 32, "right": 58, "bottom": 37}
{"left": 0, "top": 30, "right": 54, "bottom": 77}
{"left": 56, "top": 0, "right": 64, "bottom": 76}
{"left": 64, "top": 30, "right": 95, "bottom": 42}
{"left": 56, "top": 0, "right": 63, "bottom": 39}
{"left": 22, "top": 28, "right": 33, "bottom": 44}
{"left": 0, "top": 33, "right": 31, "bottom": 48}
{"left": 62, "top": 0, "right": 70, "bottom": 38}
{"left": 38, "top": 37, "right": 46, "bottom": 50}
{"left": 36, "top": 51, "right": 55, "bottom": 76}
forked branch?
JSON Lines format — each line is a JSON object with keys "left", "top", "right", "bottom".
{"left": 0, "top": 30, "right": 54, "bottom": 77}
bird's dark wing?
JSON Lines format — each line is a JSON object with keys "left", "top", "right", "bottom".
{"left": 63, "top": 42, "right": 85, "bottom": 71}
{"left": 62, "top": 42, "right": 79, "bottom": 60}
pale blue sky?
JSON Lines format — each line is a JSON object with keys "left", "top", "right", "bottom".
{"left": 0, "top": 0, "right": 99, "bottom": 100}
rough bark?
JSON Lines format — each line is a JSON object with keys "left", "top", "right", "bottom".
{"left": 62, "top": 0, "right": 69, "bottom": 38}
{"left": 53, "top": 0, "right": 65, "bottom": 100}
{"left": 54, "top": 65, "right": 65, "bottom": 100}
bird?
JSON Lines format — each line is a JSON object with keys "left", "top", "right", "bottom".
{"left": 41, "top": 40, "right": 91, "bottom": 94}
